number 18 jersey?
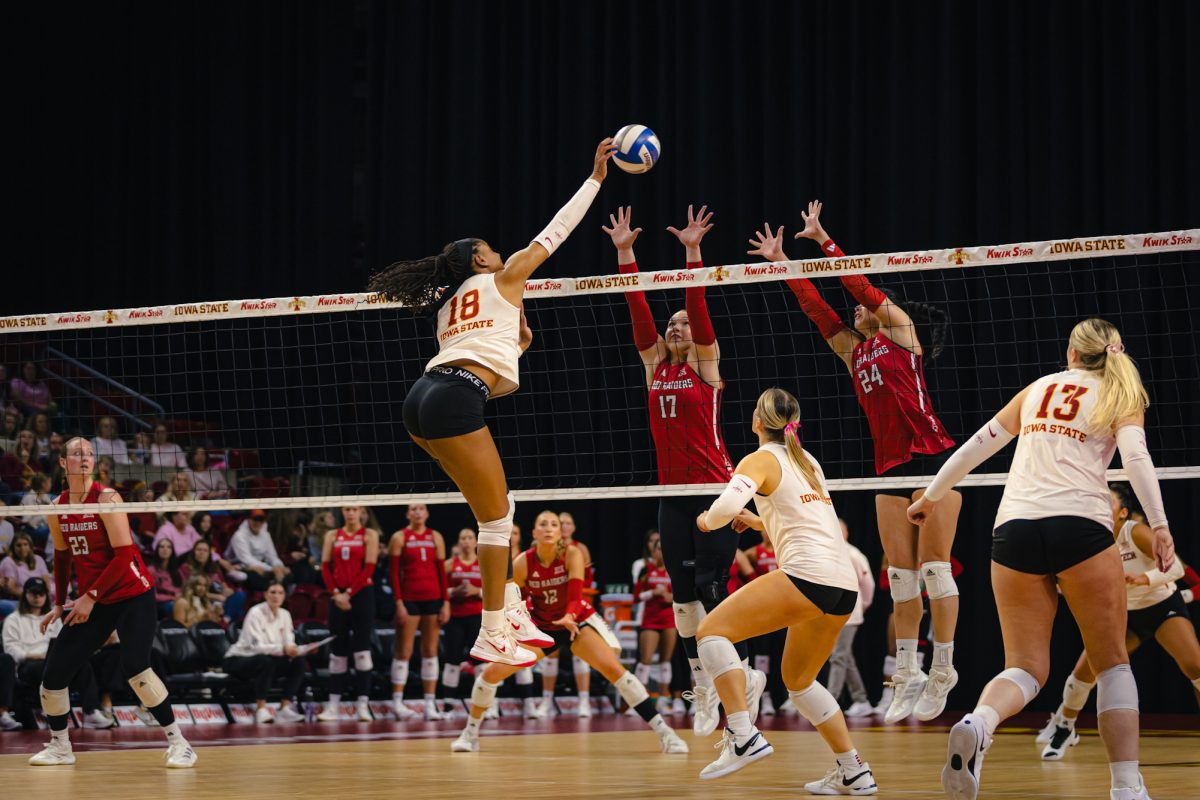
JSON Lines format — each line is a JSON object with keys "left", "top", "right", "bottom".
{"left": 425, "top": 272, "right": 522, "bottom": 398}
{"left": 648, "top": 360, "right": 733, "bottom": 485}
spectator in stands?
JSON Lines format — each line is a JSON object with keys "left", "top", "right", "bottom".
{"left": 228, "top": 510, "right": 290, "bottom": 590}
{"left": 149, "top": 424, "right": 187, "bottom": 469}
{"left": 2, "top": 577, "right": 113, "bottom": 728}
{"left": 29, "top": 412, "right": 53, "bottom": 453}
{"left": 186, "top": 446, "right": 231, "bottom": 499}
{"left": 172, "top": 573, "right": 224, "bottom": 628}
{"left": 94, "top": 455, "right": 116, "bottom": 488}
{"left": 9, "top": 362, "right": 55, "bottom": 418}
{"left": 0, "top": 410, "right": 20, "bottom": 453}
{"left": 180, "top": 539, "right": 243, "bottom": 620}
{"left": 277, "top": 512, "right": 320, "bottom": 586}
{"left": 157, "top": 470, "right": 197, "bottom": 504}
{"left": 44, "top": 434, "right": 65, "bottom": 493}
{"left": 129, "top": 430, "right": 152, "bottom": 465}
{"left": 222, "top": 580, "right": 306, "bottom": 723}
{"left": 148, "top": 538, "right": 184, "bottom": 616}
{"left": 0, "top": 364, "right": 14, "bottom": 419}
{"left": 0, "top": 533, "right": 50, "bottom": 611}
{"left": 91, "top": 416, "right": 130, "bottom": 464}
{"left": 17, "top": 473, "right": 52, "bottom": 548}
{"left": 311, "top": 509, "right": 336, "bottom": 561}
{"left": 153, "top": 510, "right": 202, "bottom": 557}
{"left": 0, "top": 430, "right": 40, "bottom": 496}
{"left": 0, "top": 502, "right": 14, "bottom": 556}
{"left": 631, "top": 528, "right": 661, "bottom": 586}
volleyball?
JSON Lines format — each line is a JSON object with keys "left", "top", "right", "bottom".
{"left": 612, "top": 124, "right": 661, "bottom": 174}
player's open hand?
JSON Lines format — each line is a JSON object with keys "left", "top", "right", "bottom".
{"left": 1151, "top": 526, "right": 1175, "bottom": 573}
{"left": 40, "top": 604, "right": 64, "bottom": 634}
{"left": 747, "top": 223, "right": 787, "bottom": 262}
{"left": 794, "top": 199, "right": 829, "bottom": 242}
{"left": 907, "top": 495, "right": 937, "bottom": 525}
{"left": 666, "top": 204, "right": 715, "bottom": 249}
{"left": 602, "top": 206, "right": 641, "bottom": 251}
{"left": 553, "top": 613, "right": 580, "bottom": 639}
{"left": 591, "top": 137, "right": 618, "bottom": 182}
{"left": 64, "top": 592, "right": 95, "bottom": 626}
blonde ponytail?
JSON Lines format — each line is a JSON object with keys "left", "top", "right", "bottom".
{"left": 755, "top": 388, "right": 827, "bottom": 498}
{"left": 1068, "top": 318, "right": 1150, "bottom": 431}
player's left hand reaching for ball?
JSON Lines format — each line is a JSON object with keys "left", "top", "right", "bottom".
{"left": 590, "top": 137, "right": 617, "bottom": 183}
{"left": 667, "top": 204, "right": 715, "bottom": 250}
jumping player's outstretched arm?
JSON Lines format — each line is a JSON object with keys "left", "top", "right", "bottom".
{"left": 747, "top": 221, "right": 859, "bottom": 371}
{"left": 602, "top": 205, "right": 664, "bottom": 387}
{"left": 667, "top": 204, "right": 721, "bottom": 388}
{"left": 494, "top": 138, "right": 617, "bottom": 304}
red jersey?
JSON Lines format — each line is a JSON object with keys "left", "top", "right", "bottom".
{"left": 448, "top": 556, "right": 482, "bottom": 618}
{"left": 635, "top": 563, "right": 674, "bottom": 629}
{"left": 56, "top": 482, "right": 150, "bottom": 603}
{"left": 648, "top": 361, "right": 733, "bottom": 485}
{"left": 330, "top": 527, "right": 370, "bottom": 589}
{"left": 727, "top": 562, "right": 747, "bottom": 596}
{"left": 397, "top": 528, "right": 442, "bottom": 601}
{"left": 851, "top": 331, "right": 955, "bottom": 475}
{"left": 566, "top": 539, "right": 595, "bottom": 587}
{"left": 752, "top": 545, "right": 777, "bottom": 578}
{"left": 523, "top": 548, "right": 595, "bottom": 631}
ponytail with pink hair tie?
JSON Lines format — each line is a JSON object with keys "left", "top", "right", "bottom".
{"left": 1105, "top": 343, "right": 1125, "bottom": 354}
{"left": 783, "top": 421, "right": 802, "bottom": 443}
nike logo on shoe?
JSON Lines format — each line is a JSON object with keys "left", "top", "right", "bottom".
{"left": 843, "top": 770, "right": 872, "bottom": 787}
{"left": 733, "top": 732, "right": 768, "bottom": 757}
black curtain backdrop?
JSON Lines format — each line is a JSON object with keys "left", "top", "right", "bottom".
{"left": 7, "top": 1, "right": 1199, "bottom": 712}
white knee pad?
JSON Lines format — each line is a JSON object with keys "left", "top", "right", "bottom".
{"left": 40, "top": 685, "right": 70, "bottom": 716}
{"left": 657, "top": 661, "right": 672, "bottom": 687}
{"left": 539, "top": 656, "right": 559, "bottom": 678}
{"left": 515, "top": 667, "right": 534, "bottom": 686}
{"left": 354, "top": 651, "right": 374, "bottom": 672}
{"left": 995, "top": 667, "right": 1041, "bottom": 705}
{"left": 471, "top": 675, "right": 500, "bottom": 710}
{"left": 788, "top": 682, "right": 840, "bottom": 726}
{"left": 672, "top": 601, "right": 705, "bottom": 639}
{"left": 572, "top": 655, "right": 589, "bottom": 676}
{"left": 635, "top": 662, "right": 652, "bottom": 685}
{"left": 697, "top": 635, "right": 741, "bottom": 681}
{"left": 329, "top": 655, "right": 349, "bottom": 675}
{"left": 442, "top": 663, "right": 461, "bottom": 688}
{"left": 1096, "top": 664, "right": 1139, "bottom": 714}
{"left": 615, "top": 671, "right": 650, "bottom": 708}
{"left": 420, "top": 657, "right": 439, "bottom": 682}
{"left": 477, "top": 493, "right": 516, "bottom": 548}
{"left": 391, "top": 658, "right": 408, "bottom": 684}
{"left": 888, "top": 567, "right": 922, "bottom": 603}
{"left": 921, "top": 561, "right": 959, "bottom": 600}
{"left": 1062, "top": 674, "right": 1096, "bottom": 711}
{"left": 128, "top": 668, "right": 170, "bottom": 708}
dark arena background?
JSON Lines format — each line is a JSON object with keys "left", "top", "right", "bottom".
{"left": 1, "top": 2, "right": 1197, "bottom": 799}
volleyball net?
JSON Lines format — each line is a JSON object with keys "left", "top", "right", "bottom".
{"left": 3, "top": 228, "right": 1197, "bottom": 514}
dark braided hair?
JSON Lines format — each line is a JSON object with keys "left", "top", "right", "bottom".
{"left": 368, "top": 239, "right": 480, "bottom": 317}
{"left": 877, "top": 286, "right": 949, "bottom": 360}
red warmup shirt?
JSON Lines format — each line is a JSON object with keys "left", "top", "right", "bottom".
{"left": 635, "top": 563, "right": 675, "bottom": 630}
{"left": 56, "top": 482, "right": 151, "bottom": 603}
{"left": 448, "top": 556, "right": 482, "bottom": 618}
{"left": 523, "top": 548, "right": 594, "bottom": 631}
{"left": 330, "top": 528, "right": 370, "bottom": 589}
{"left": 851, "top": 331, "right": 955, "bottom": 475}
{"left": 648, "top": 361, "right": 733, "bottom": 485}
{"left": 394, "top": 528, "right": 443, "bottom": 602}
{"left": 752, "top": 545, "right": 778, "bottom": 578}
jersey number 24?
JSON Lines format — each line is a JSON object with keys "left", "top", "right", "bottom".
{"left": 857, "top": 364, "right": 884, "bottom": 394}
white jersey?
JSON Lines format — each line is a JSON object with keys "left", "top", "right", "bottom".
{"left": 1117, "top": 520, "right": 1178, "bottom": 610}
{"left": 995, "top": 369, "right": 1116, "bottom": 530}
{"left": 752, "top": 443, "right": 858, "bottom": 592}
{"left": 425, "top": 272, "right": 522, "bottom": 398}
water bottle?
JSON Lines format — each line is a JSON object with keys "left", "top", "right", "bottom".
{"left": 303, "top": 687, "right": 316, "bottom": 724}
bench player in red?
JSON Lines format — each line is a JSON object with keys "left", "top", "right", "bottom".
{"left": 634, "top": 534, "right": 678, "bottom": 715}
{"left": 30, "top": 437, "right": 196, "bottom": 768}
{"left": 441, "top": 528, "right": 483, "bottom": 698}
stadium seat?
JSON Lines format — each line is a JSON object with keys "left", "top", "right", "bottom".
{"left": 158, "top": 620, "right": 205, "bottom": 685}
{"left": 190, "top": 621, "right": 232, "bottom": 668}
{"left": 226, "top": 449, "right": 261, "bottom": 471}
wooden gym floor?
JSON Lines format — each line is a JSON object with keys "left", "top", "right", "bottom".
{"left": 1, "top": 712, "right": 1196, "bottom": 799}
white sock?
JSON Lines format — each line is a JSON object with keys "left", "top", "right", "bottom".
{"left": 163, "top": 722, "right": 183, "bottom": 744}
{"left": 972, "top": 705, "right": 1000, "bottom": 739}
{"left": 896, "top": 639, "right": 920, "bottom": 672}
{"left": 1061, "top": 711, "right": 1077, "bottom": 729}
{"left": 688, "top": 657, "right": 712, "bottom": 687}
{"left": 424, "top": 693, "right": 436, "bottom": 703}
{"left": 726, "top": 710, "right": 752, "bottom": 741}
{"left": 391, "top": 692, "right": 403, "bottom": 708}
{"left": 1109, "top": 760, "right": 1140, "bottom": 790}
{"left": 933, "top": 641, "right": 954, "bottom": 669}
{"left": 329, "top": 693, "right": 343, "bottom": 707}
{"left": 882, "top": 654, "right": 897, "bottom": 678}
{"left": 542, "top": 690, "right": 554, "bottom": 701}
{"left": 51, "top": 729, "right": 69, "bottom": 743}
{"left": 465, "top": 716, "right": 482, "bottom": 736}
{"left": 648, "top": 714, "right": 670, "bottom": 736}
{"left": 835, "top": 749, "right": 864, "bottom": 771}
{"left": 357, "top": 695, "right": 369, "bottom": 705}
{"left": 578, "top": 691, "right": 589, "bottom": 702}
{"left": 482, "top": 609, "right": 504, "bottom": 631}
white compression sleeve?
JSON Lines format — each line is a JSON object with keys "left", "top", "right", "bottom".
{"left": 1115, "top": 425, "right": 1167, "bottom": 530}
{"left": 702, "top": 474, "right": 759, "bottom": 530}
{"left": 532, "top": 177, "right": 601, "bottom": 256}
{"left": 924, "top": 418, "right": 1015, "bottom": 501}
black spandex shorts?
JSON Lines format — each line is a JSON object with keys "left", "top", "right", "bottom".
{"left": 540, "top": 626, "right": 576, "bottom": 658}
{"left": 991, "top": 516, "right": 1114, "bottom": 575}
{"left": 875, "top": 449, "right": 952, "bottom": 499}
{"left": 403, "top": 599, "right": 443, "bottom": 617}
{"left": 1127, "top": 592, "right": 1191, "bottom": 644}
{"left": 402, "top": 366, "right": 489, "bottom": 440}
{"left": 787, "top": 574, "right": 858, "bottom": 616}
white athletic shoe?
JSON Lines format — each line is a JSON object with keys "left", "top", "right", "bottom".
{"left": 699, "top": 728, "right": 774, "bottom": 780}
{"left": 777, "top": 698, "right": 800, "bottom": 716}
{"left": 83, "top": 709, "right": 117, "bottom": 729}
{"left": 316, "top": 705, "right": 341, "bottom": 722}
{"left": 759, "top": 693, "right": 776, "bottom": 717}
{"left": 942, "top": 714, "right": 989, "bottom": 800}
{"left": 423, "top": 700, "right": 445, "bottom": 721}
{"left": 658, "top": 727, "right": 689, "bottom": 754}
{"left": 506, "top": 602, "right": 554, "bottom": 648}
{"left": 1110, "top": 776, "right": 1150, "bottom": 800}
{"left": 872, "top": 687, "right": 893, "bottom": 716}
{"left": 255, "top": 706, "right": 275, "bottom": 724}
{"left": 394, "top": 701, "right": 419, "bottom": 720}
{"left": 29, "top": 738, "right": 75, "bottom": 766}
{"left": 470, "top": 627, "right": 537, "bottom": 668}
{"left": 883, "top": 668, "right": 928, "bottom": 723}
{"left": 577, "top": 697, "right": 592, "bottom": 719}
{"left": 357, "top": 701, "right": 373, "bottom": 722}
{"left": 684, "top": 685, "right": 721, "bottom": 737}
{"left": 844, "top": 701, "right": 875, "bottom": 718}
{"left": 274, "top": 704, "right": 304, "bottom": 724}
{"left": 164, "top": 741, "right": 197, "bottom": 769}
{"left": 1036, "top": 710, "right": 1065, "bottom": 743}
{"left": 745, "top": 668, "right": 767, "bottom": 724}
{"left": 0, "top": 710, "right": 21, "bottom": 731}
{"left": 1040, "top": 724, "right": 1080, "bottom": 760}
{"left": 914, "top": 666, "right": 958, "bottom": 721}
{"left": 803, "top": 762, "right": 879, "bottom": 795}
{"left": 524, "top": 697, "right": 545, "bottom": 719}
{"left": 451, "top": 729, "right": 479, "bottom": 753}
{"left": 482, "top": 703, "right": 499, "bottom": 720}
{"left": 672, "top": 698, "right": 686, "bottom": 716}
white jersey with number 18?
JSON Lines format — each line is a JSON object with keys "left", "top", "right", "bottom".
{"left": 995, "top": 369, "right": 1116, "bottom": 531}
{"left": 425, "top": 272, "right": 522, "bottom": 398}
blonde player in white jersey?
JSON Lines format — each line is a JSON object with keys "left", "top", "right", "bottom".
{"left": 369, "top": 138, "right": 616, "bottom": 667}
{"left": 690, "top": 387, "right": 878, "bottom": 795}
{"left": 908, "top": 318, "right": 1176, "bottom": 800}
{"left": 1036, "top": 482, "right": 1198, "bottom": 760}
